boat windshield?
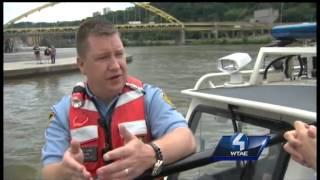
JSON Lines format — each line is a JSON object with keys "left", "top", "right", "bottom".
{"left": 175, "top": 105, "right": 293, "bottom": 180}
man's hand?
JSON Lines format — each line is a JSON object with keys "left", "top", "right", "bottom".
{"left": 283, "top": 129, "right": 304, "bottom": 164}
{"left": 97, "top": 125, "right": 156, "bottom": 180}
{"left": 283, "top": 121, "right": 317, "bottom": 170}
{"left": 61, "top": 139, "right": 93, "bottom": 180}
{"left": 295, "top": 122, "right": 317, "bottom": 170}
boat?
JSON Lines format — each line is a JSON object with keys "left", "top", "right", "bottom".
{"left": 137, "top": 22, "right": 317, "bottom": 180}
{"left": 271, "top": 22, "right": 316, "bottom": 41}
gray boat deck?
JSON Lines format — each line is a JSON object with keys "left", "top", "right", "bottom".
{"left": 195, "top": 85, "right": 317, "bottom": 113}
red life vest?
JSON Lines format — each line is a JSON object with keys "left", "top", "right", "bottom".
{"left": 69, "top": 76, "right": 151, "bottom": 177}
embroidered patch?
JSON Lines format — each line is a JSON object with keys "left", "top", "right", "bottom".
{"left": 82, "top": 147, "right": 98, "bottom": 162}
{"left": 47, "top": 111, "right": 55, "bottom": 127}
{"left": 162, "top": 92, "right": 176, "bottom": 109}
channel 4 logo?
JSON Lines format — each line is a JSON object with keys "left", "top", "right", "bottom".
{"left": 212, "top": 133, "right": 270, "bottom": 161}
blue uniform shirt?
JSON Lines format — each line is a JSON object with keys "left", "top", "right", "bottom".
{"left": 41, "top": 83, "right": 188, "bottom": 166}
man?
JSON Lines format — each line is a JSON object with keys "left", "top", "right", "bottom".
{"left": 41, "top": 18, "right": 196, "bottom": 180}
{"left": 50, "top": 45, "right": 56, "bottom": 64}
{"left": 33, "top": 45, "right": 41, "bottom": 64}
{"left": 44, "top": 47, "right": 51, "bottom": 64}
{"left": 283, "top": 121, "right": 317, "bottom": 171}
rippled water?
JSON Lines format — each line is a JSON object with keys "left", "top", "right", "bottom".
{"left": 4, "top": 44, "right": 261, "bottom": 179}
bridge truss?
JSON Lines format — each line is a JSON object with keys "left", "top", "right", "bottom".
{"left": 4, "top": 2, "right": 184, "bottom": 34}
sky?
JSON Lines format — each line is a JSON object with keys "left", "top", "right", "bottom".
{"left": 3, "top": 2, "right": 134, "bottom": 24}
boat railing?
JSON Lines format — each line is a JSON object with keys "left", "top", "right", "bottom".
{"left": 193, "top": 69, "right": 263, "bottom": 90}
{"left": 249, "top": 46, "right": 317, "bottom": 85}
{"left": 192, "top": 46, "right": 316, "bottom": 90}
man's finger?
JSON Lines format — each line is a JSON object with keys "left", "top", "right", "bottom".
{"left": 70, "top": 139, "right": 81, "bottom": 154}
{"left": 63, "top": 155, "right": 86, "bottom": 173}
{"left": 119, "top": 125, "right": 136, "bottom": 144}
{"left": 81, "top": 168, "right": 92, "bottom": 179}
{"left": 103, "top": 146, "right": 130, "bottom": 162}
{"left": 97, "top": 158, "right": 125, "bottom": 175}
{"left": 283, "top": 143, "right": 303, "bottom": 161}
{"left": 109, "top": 168, "right": 132, "bottom": 180}
{"left": 283, "top": 131, "right": 301, "bottom": 147}
{"left": 293, "top": 121, "right": 307, "bottom": 135}
{"left": 307, "top": 125, "right": 317, "bottom": 138}
{"left": 291, "top": 154, "right": 305, "bottom": 166}
{"left": 283, "top": 130, "right": 296, "bottom": 140}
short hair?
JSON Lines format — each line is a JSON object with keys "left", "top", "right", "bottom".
{"left": 76, "top": 18, "right": 118, "bottom": 58}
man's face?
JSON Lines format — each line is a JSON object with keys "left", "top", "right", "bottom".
{"left": 77, "top": 33, "right": 128, "bottom": 101}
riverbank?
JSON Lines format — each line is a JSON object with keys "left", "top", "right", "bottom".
{"left": 186, "top": 35, "right": 273, "bottom": 45}
{"left": 9, "top": 36, "right": 273, "bottom": 51}
{"left": 4, "top": 55, "right": 133, "bottom": 79}
{"left": 4, "top": 57, "right": 78, "bottom": 79}
{"left": 123, "top": 35, "right": 273, "bottom": 46}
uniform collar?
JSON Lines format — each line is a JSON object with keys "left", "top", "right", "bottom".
{"left": 85, "top": 84, "right": 119, "bottom": 106}
{"left": 85, "top": 84, "right": 95, "bottom": 99}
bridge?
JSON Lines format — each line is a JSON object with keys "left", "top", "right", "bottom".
{"left": 4, "top": 22, "right": 272, "bottom": 34}
{"left": 4, "top": 2, "right": 274, "bottom": 52}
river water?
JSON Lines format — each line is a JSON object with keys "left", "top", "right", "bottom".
{"left": 4, "top": 44, "right": 262, "bottom": 179}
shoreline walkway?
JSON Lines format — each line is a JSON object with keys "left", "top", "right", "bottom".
{"left": 4, "top": 55, "right": 133, "bottom": 79}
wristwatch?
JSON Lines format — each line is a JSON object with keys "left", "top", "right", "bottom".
{"left": 149, "top": 142, "right": 164, "bottom": 176}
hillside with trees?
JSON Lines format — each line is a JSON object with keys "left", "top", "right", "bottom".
{"left": 151, "top": 2, "right": 316, "bottom": 22}
{"left": 9, "top": 2, "right": 316, "bottom": 28}
{"left": 7, "top": 3, "right": 316, "bottom": 47}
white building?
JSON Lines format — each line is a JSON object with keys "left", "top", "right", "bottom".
{"left": 103, "top": 7, "right": 111, "bottom": 15}
{"left": 250, "top": 8, "right": 279, "bottom": 24}
{"left": 93, "top": 11, "right": 101, "bottom": 17}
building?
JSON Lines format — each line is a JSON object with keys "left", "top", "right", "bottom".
{"left": 103, "top": 7, "right": 111, "bottom": 15}
{"left": 250, "top": 8, "right": 279, "bottom": 24}
{"left": 93, "top": 11, "right": 101, "bottom": 17}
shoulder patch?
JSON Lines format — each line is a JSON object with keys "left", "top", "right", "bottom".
{"left": 162, "top": 92, "right": 176, "bottom": 109}
{"left": 47, "top": 112, "right": 55, "bottom": 127}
